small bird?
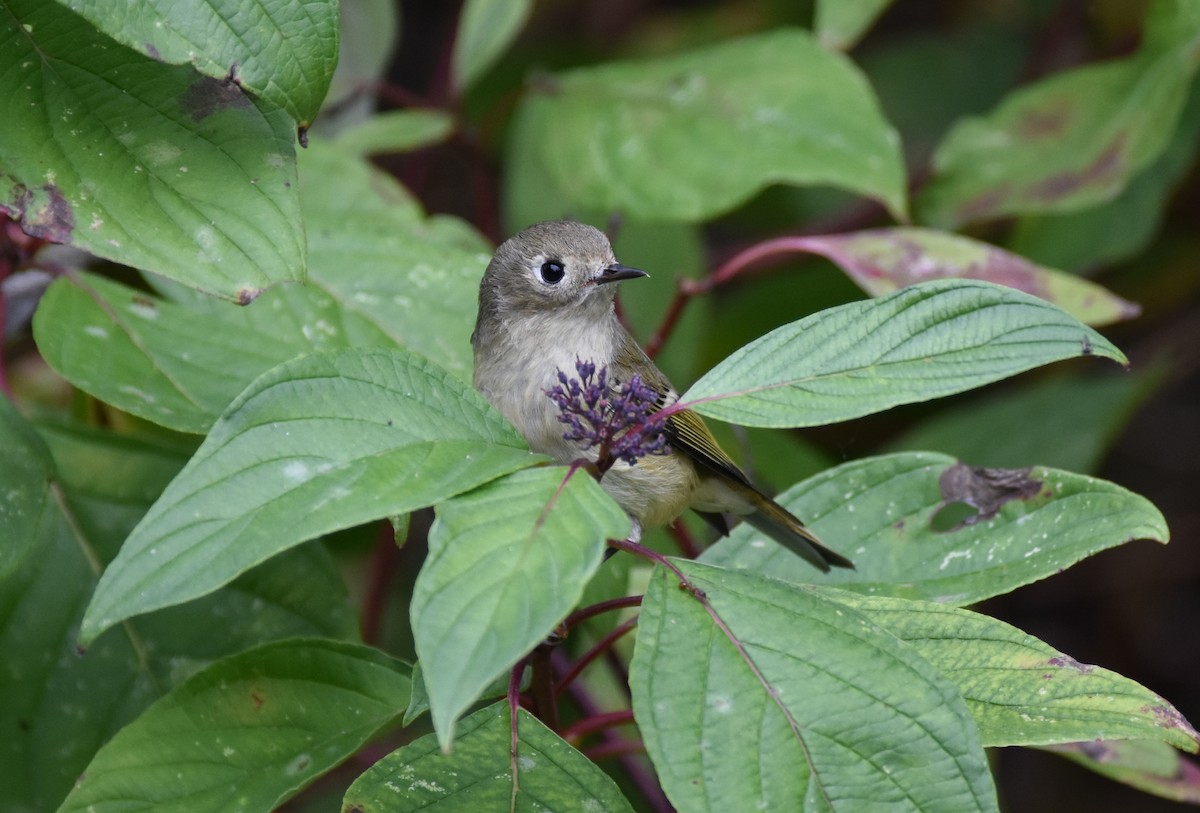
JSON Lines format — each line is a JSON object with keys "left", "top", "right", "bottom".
{"left": 471, "top": 220, "right": 852, "bottom": 572}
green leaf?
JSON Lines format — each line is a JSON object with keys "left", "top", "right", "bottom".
{"left": 515, "top": 28, "right": 907, "bottom": 223}
{"left": 701, "top": 452, "right": 1169, "bottom": 605}
{"left": 630, "top": 561, "right": 998, "bottom": 812}
{"left": 344, "top": 703, "right": 636, "bottom": 812}
{"left": 412, "top": 467, "right": 629, "bottom": 747}
{"left": 57, "top": 640, "right": 411, "bottom": 813}
{"left": 796, "top": 227, "right": 1140, "bottom": 326}
{"left": 886, "top": 369, "right": 1165, "bottom": 473}
{"left": 1008, "top": 80, "right": 1200, "bottom": 272}
{"left": 33, "top": 145, "right": 489, "bottom": 435}
{"left": 56, "top": 0, "right": 339, "bottom": 126}
{"left": 452, "top": 0, "right": 534, "bottom": 93}
{"left": 0, "top": 397, "right": 54, "bottom": 578}
{"left": 0, "top": 1, "right": 304, "bottom": 300}
{"left": 298, "top": 143, "right": 490, "bottom": 381}
{"left": 80, "top": 348, "right": 540, "bottom": 644}
{"left": 680, "top": 279, "right": 1125, "bottom": 428}
{"left": 825, "top": 591, "right": 1200, "bottom": 751}
{"left": 1045, "top": 740, "right": 1200, "bottom": 804}
{"left": 815, "top": 0, "right": 895, "bottom": 50}
{"left": 322, "top": 0, "right": 398, "bottom": 115}
{"left": 333, "top": 109, "right": 456, "bottom": 155}
{"left": 917, "top": 0, "right": 1200, "bottom": 227}
{"left": 0, "top": 420, "right": 356, "bottom": 812}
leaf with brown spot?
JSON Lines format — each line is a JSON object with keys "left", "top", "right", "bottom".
{"left": 702, "top": 451, "right": 1169, "bottom": 605}
{"left": 1046, "top": 740, "right": 1200, "bottom": 804}
{"left": 796, "top": 227, "right": 1140, "bottom": 326}
{"left": 917, "top": 1, "right": 1200, "bottom": 227}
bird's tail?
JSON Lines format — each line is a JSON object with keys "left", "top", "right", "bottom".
{"left": 743, "top": 490, "right": 854, "bottom": 573}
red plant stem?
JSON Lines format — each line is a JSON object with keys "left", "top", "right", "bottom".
{"left": 645, "top": 237, "right": 823, "bottom": 358}
{"left": 561, "top": 709, "right": 635, "bottom": 745}
{"left": 666, "top": 517, "right": 700, "bottom": 558}
{"left": 554, "top": 616, "right": 638, "bottom": 698}
{"left": 608, "top": 537, "right": 698, "bottom": 595}
{"left": 359, "top": 520, "right": 402, "bottom": 645}
{"left": 551, "top": 648, "right": 672, "bottom": 812}
{"left": 564, "top": 595, "right": 642, "bottom": 629}
{"left": 530, "top": 645, "right": 559, "bottom": 731}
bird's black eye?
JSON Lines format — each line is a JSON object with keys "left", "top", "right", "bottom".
{"left": 539, "top": 260, "right": 565, "bottom": 284}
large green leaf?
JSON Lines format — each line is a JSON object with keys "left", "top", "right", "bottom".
{"left": 0, "top": 397, "right": 54, "bottom": 578}
{"left": 80, "top": 348, "right": 540, "bottom": 644}
{"left": 344, "top": 703, "right": 636, "bottom": 811}
{"left": 917, "top": 0, "right": 1200, "bottom": 227}
{"left": 0, "top": 419, "right": 357, "bottom": 813}
{"left": 826, "top": 591, "right": 1200, "bottom": 751}
{"left": 0, "top": 0, "right": 304, "bottom": 300}
{"left": 55, "top": 0, "right": 339, "bottom": 126}
{"left": 57, "top": 640, "right": 411, "bottom": 813}
{"left": 701, "top": 452, "right": 1168, "bottom": 605}
{"left": 412, "top": 467, "right": 629, "bottom": 747}
{"left": 680, "top": 279, "right": 1124, "bottom": 428}
{"left": 515, "top": 28, "right": 907, "bottom": 223}
{"left": 797, "top": 227, "right": 1139, "bottom": 326}
{"left": 452, "top": 0, "right": 533, "bottom": 93}
{"left": 630, "top": 561, "right": 998, "bottom": 812}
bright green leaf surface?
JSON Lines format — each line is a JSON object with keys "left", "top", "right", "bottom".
{"left": 345, "top": 703, "right": 636, "bottom": 812}
{"left": 452, "top": 0, "right": 533, "bottom": 93}
{"left": 33, "top": 145, "right": 489, "bottom": 435}
{"left": 34, "top": 269, "right": 399, "bottom": 434}
{"left": 825, "top": 591, "right": 1200, "bottom": 751}
{"left": 1045, "top": 740, "right": 1200, "bottom": 803}
{"left": 56, "top": 0, "right": 339, "bottom": 126}
{"left": 0, "top": 1, "right": 304, "bottom": 300}
{"left": 798, "top": 227, "right": 1140, "bottom": 326}
{"left": 516, "top": 28, "right": 907, "bottom": 223}
{"left": 631, "top": 561, "right": 998, "bottom": 812}
{"left": 701, "top": 452, "right": 1169, "bottom": 605}
{"left": 58, "top": 640, "right": 411, "bottom": 813}
{"left": 0, "top": 398, "right": 54, "bottom": 578}
{"left": 80, "top": 348, "right": 539, "bottom": 644}
{"left": 412, "top": 467, "right": 629, "bottom": 747}
{"left": 334, "top": 109, "right": 456, "bottom": 155}
{"left": 680, "top": 280, "right": 1125, "bottom": 428}
{"left": 299, "top": 144, "right": 490, "bottom": 381}
{"left": 0, "top": 420, "right": 357, "bottom": 812}
{"left": 887, "top": 369, "right": 1164, "bottom": 473}
{"left": 815, "top": 0, "right": 895, "bottom": 50}
{"left": 917, "top": 0, "right": 1200, "bottom": 227}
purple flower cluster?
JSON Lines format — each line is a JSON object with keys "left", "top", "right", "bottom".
{"left": 545, "top": 358, "right": 669, "bottom": 470}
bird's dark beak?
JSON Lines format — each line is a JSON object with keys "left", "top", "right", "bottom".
{"left": 594, "top": 263, "right": 648, "bottom": 285}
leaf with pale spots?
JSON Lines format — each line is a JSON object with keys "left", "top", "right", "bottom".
{"left": 80, "top": 348, "right": 540, "bottom": 644}
{"left": 821, "top": 590, "right": 1200, "bottom": 751}
{"left": 917, "top": 1, "right": 1200, "bottom": 227}
{"left": 412, "top": 467, "right": 629, "bottom": 748}
{"left": 681, "top": 279, "right": 1125, "bottom": 428}
{"left": 514, "top": 28, "right": 907, "bottom": 223}
{"left": 797, "top": 227, "right": 1140, "bottom": 327}
{"left": 0, "top": 1, "right": 303, "bottom": 300}
{"left": 62, "top": 0, "right": 339, "bottom": 126}
{"left": 630, "top": 561, "right": 998, "bottom": 812}
{"left": 345, "top": 702, "right": 635, "bottom": 811}
{"left": 57, "top": 640, "right": 411, "bottom": 813}
{"left": 701, "top": 452, "right": 1168, "bottom": 604}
